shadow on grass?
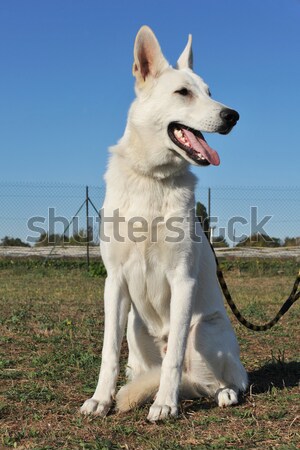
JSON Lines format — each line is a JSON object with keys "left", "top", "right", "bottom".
{"left": 248, "top": 359, "right": 300, "bottom": 394}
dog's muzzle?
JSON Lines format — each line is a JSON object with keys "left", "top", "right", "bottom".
{"left": 219, "top": 108, "right": 240, "bottom": 135}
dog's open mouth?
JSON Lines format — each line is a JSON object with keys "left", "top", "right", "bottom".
{"left": 168, "top": 123, "right": 220, "bottom": 166}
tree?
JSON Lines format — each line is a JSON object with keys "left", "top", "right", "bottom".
{"left": 284, "top": 237, "right": 300, "bottom": 247}
{"left": 236, "top": 233, "right": 281, "bottom": 248}
{"left": 35, "top": 232, "right": 67, "bottom": 246}
{"left": 69, "top": 226, "right": 94, "bottom": 245}
{"left": 196, "top": 201, "right": 209, "bottom": 238}
{"left": 212, "top": 235, "right": 229, "bottom": 248}
{"left": 34, "top": 227, "right": 96, "bottom": 246}
{"left": 1, "top": 236, "right": 30, "bottom": 247}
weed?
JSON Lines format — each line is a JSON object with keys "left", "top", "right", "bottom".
{"left": 6, "top": 383, "right": 57, "bottom": 403}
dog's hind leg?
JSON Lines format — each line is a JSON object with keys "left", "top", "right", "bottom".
{"left": 186, "top": 315, "right": 248, "bottom": 407}
{"left": 126, "top": 307, "right": 162, "bottom": 380}
{"left": 116, "top": 307, "right": 163, "bottom": 412}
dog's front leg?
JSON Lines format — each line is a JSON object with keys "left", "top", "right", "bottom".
{"left": 81, "top": 274, "right": 130, "bottom": 417}
{"left": 147, "top": 276, "right": 196, "bottom": 422}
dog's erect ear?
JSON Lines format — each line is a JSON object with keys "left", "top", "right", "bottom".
{"left": 176, "top": 34, "right": 193, "bottom": 70}
{"left": 133, "top": 26, "right": 169, "bottom": 86}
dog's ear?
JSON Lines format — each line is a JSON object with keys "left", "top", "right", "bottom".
{"left": 133, "top": 26, "right": 169, "bottom": 86}
{"left": 176, "top": 34, "right": 193, "bottom": 70}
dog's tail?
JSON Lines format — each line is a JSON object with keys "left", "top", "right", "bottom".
{"left": 116, "top": 367, "right": 199, "bottom": 412}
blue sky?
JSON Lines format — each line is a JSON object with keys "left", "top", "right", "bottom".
{"left": 0, "top": 0, "right": 300, "bottom": 188}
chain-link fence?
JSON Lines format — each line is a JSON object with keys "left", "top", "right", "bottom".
{"left": 0, "top": 182, "right": 105, "bottom": 261}
{"left": 195, "top": 185, "right": 300, "bottom": 247}
{"left": 0, "top": 182, "right": 299, "bottom": 258}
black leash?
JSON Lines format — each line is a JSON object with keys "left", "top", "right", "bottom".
{"left": 210, "top": 241, "right": 300, "bottom": 331}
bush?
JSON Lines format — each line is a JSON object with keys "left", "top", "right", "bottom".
{"left": 1, "top": 236, "right": 30, "bottom": 247}
{"left": 35, "top": 227, "right": 96, "bottom": 247}
{"left": 35, "top": 233, "right": 67, "bottom": 247}
{"left": 68, "top": 227, "right": 95, "bottom": 246}
{"left": 237, "top": 233, "right": 281, "bottom": 248}
{"left": 284, "top": 237, "right": 300, "bottom": 247}
{"left": 212, "top": 235, "right": 229, "bottom": 248}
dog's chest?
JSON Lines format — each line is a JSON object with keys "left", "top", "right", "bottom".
{"left": 122, "top": 239, "right": 172, "bottom": 333}
{"left": 103, "top": 164, "right": 197, "bottom": 334}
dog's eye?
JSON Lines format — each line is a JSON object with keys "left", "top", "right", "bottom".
{"left": 208, "top": 89, "right": 212, "bottom": 97}
{"left": 175, "top": 88, "right": 190, "bottom": 96}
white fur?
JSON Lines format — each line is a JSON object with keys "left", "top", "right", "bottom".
{"left": 80, "top": 26, "right": 247, "bottom": 422}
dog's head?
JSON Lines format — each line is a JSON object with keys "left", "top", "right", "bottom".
{"left": 128, "top": 26, "right": 239, "bottom": 173}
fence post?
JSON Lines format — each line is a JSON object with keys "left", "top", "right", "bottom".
{"left": 86, "top": 185, "right": 90, "bottom": 271}
{"left": 208, "top": 187, "right": 211, "bottom": 242}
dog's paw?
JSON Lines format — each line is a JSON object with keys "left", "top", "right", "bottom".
{"left": 217, "top": 388, "right": 238, "bottom": 407}
{"left": 147, "top": 403, "right": 178, "bottom": 422}
{"left": 80, "top": 398, "right": 111, "bottom": 417}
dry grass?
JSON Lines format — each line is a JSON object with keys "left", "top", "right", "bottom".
{"left": 0, "top": 259, "right": 299, "bottom": 449}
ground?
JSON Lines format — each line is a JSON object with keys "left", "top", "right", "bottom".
{"left": 0, "top": 245, "right": 299, "bottom": 260}
{"left": 0, "top": 258, "right": 299, "bottom": 449}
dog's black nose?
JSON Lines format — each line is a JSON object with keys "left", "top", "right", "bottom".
{"left": 220, "top": 108, "right": 240, "bottom": 125}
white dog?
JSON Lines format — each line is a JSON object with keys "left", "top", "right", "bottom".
{"left": 81, "top": 26, "right": 248, "bottom": 422}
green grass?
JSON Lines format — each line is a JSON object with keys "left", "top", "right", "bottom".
{"left": 0, "top": 259, "right": 299, "bottom": 449}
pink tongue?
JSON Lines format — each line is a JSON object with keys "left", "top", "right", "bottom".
{"left": 182, "top": 129, "right": 220, "bottom": 166}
